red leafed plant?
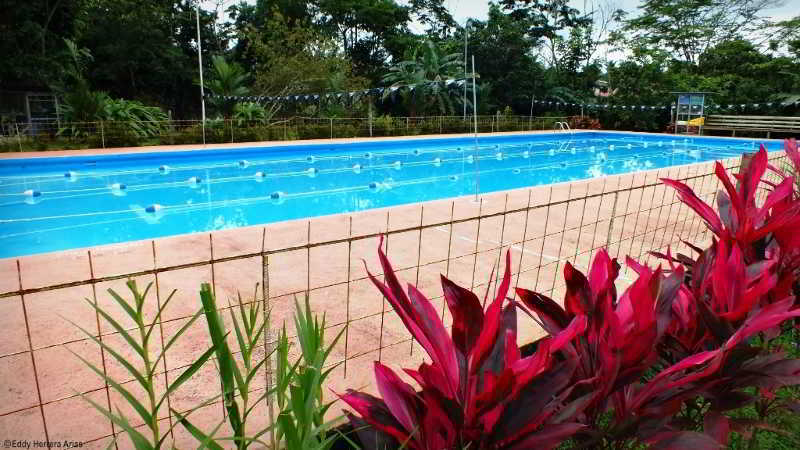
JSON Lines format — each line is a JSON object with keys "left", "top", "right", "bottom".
{"left": 339, "top": 240, "right": 590, "bottom": 449}
{"left": 518, "top": 250, "right": 800, "bottom": 448}
{"left": 339, "top": 139, "right": 800, "bottom": 449}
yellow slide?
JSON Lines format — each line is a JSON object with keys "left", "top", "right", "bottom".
{"left": 687, "top": 117, "right": 705, "bottom": 126}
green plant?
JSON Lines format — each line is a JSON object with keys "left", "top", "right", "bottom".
{"left": 174, "top": 284, "right": 273, "bottom": 449}
{"left": 70, "top": 280, "right": 217, "bottom": 449}
{"left": 233, "top": 102, "right": 269, "bottom": 126}
{"left": 101, "top": 98, "right": 168, "bottom": 137}
{"left": 207, "top": 55, "right": 250, "bottom": 117}
{"left": 382, "top": 40, "right": 462, "bottom": 116}
{"left": 274, "top": 295, "right": 348, "bottom": 450}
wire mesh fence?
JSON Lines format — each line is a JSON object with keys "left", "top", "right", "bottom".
{"left": 0, "top": 151, "right": 787, "bottom": 447}
{"left": 0, "top": 115, "right": 571, "bottom": 152}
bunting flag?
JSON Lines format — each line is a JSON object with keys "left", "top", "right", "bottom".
{"left": 201, "top": 78, "right": 470, "bottom": 105}
{"left": 528, "top": 98, "right": 797, "bottom": 112}
{"left": 203, "top": 88, "right": 799, "bottom": 111}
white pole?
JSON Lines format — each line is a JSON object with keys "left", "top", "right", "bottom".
{"left": 472, "top": 55, "right": 480, "bottom": 201}
{"left": 463, "top": 21, "right": 468, "bottom": 121}
{"left": 196, "top": 4, "right": 206, "bottom": 145}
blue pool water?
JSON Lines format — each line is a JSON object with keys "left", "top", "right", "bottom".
{"left": 0, "top": 132, "right": 781, "bottom": 258}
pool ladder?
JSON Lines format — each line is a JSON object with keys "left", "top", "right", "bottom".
{"left": 555, "top": 121, "right": 571, "bottom": 132}
{"left": 555, "top": 122, "right": 574, "bottom": 153}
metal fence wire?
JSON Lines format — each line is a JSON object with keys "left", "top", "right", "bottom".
{"left": 0, "top": 115, "right": 571, "bottom": 152}
{"left": 0, "top": 152, "right": 788, "bottom": 448}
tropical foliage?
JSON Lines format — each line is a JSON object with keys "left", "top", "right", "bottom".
{"left": 5, "top": 0, "right": 797, "bottom": 133}
{"left": 341, "top": 139, "right": 800, "bottom": 449}
{"left": 382, "top": 40, "right": 462, "bottom": 116}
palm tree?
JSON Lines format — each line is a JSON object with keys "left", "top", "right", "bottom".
{"left": 382, "top": 40, "right": 462, "bottom": 116}
{"left": 206, "top": 55, "right": 249, "bottom": 117}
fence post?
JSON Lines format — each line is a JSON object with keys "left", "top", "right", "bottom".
{"left": 99, "top": 121, "right": 105, "bottom": 148}
{"left": 15, "top": 123, "right": 22, "bottom": 151}
{"left": 606, "top": 192, "right": 620, "bottom": 249}
{"left": 330, "top": 118, "right": 333, "bottom": 139}
{"left": 406, "top": 117, "right": 409, "bottom": 131}
{"left": 368, "top": 103, "right": 373, "bottom": 137}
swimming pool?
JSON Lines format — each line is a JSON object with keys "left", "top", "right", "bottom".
{"left": 0, "top": 131, "right": 781, "bottom": 258}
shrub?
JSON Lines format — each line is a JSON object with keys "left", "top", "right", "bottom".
{"left": 340, "top": 243, "right": 591, "bottom": 449}
{"left": 342, "top": 140, "right": 800, "bottom": 449}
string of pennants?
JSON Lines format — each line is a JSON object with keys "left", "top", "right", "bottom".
{"left": 204, "top": 79, "right": 470, "bottom": 104}
{"left": 532, "top": 99, "right": 800, "bottom": 111}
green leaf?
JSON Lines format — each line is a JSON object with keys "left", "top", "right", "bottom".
{"left": 228, "top": 306, "right": 249, "bottom": 368}
{"left": 79, "top": 392, "right": 154, "bottom": 450}
{"left": 68, "top": 349, "right": 153, "bottom": 427}
{"left": 156, "top": 344, "right": 217, "bottom": 411}
{"left": 86, "top": 298, "right": 144, "bottom": 358}
{"left": 145, "top": 289, "right": 177, "bottom": 343}
{"left": 108, "top": 287, "right": 141, "bottom": 324}
{"left": 171, "top": 409, "right": 224, "bottom": 450}
{"left": 152, "top": 307, "right": 205, "bottom": 371}
{"left": 65, "top": 317, "right": 149, "bottom": 390}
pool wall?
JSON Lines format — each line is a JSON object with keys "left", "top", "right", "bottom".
{"left": 0, "top": 149, "right": 789, "bottom": 446}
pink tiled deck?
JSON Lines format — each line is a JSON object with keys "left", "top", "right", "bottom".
{"left": 0, "top": 133, "right": 782, "bottom": 448}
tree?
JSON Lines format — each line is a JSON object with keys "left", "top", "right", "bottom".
{"left": 454, "top": 4, "right": 544, "bottom": 114}
{"left": 621, "top": 0, "right": 781, "bottom": 64}
{"left": 205, "top": 55, "right": 249, "bottom": 117}
{"left": 0, "top": 0, "right": 86, "bottom": 89}
{"left": 381, "top": 40, "right": 461, "bottom": 116}
{"left": 247, "top": 13, "right": 367, "bottom": 118}
{"left": 407, "top": 0, "right": 457, "bottom": 39}
{"left": 314, "top": 0, "right": 412, "bottom": 79}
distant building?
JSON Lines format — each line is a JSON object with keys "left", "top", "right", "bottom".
{"left": 0, "top": 87, "right": 60, "bottom": 135}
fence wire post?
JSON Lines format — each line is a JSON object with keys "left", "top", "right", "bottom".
{"left": 230, "top": 119, "right": 234, "bottom": 143}
{"left": 15, "top": 123, "right": 22, "bottom": 151}
{"left": 330, "top": 118, "right": 333, "bottom": 139}
{"left": 606, "top": 191, "right": 620, "bottom": 249}
{"left": 99, "top": 121, "right": 105, "bottom": 148}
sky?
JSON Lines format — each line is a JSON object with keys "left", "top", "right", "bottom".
{"left": 439, "top": 0, "right": 796, "bottom": 24}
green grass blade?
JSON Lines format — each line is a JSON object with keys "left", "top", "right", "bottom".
{"left": 158, "top": 396, "right": 223, "bottom": 448}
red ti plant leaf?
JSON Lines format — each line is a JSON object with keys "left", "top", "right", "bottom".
{"left": 703, "top": 411, "right": 731, "bottom": 445}
{"left": 469, "top": 250, "right": 514, "bottom": 377}
{"left": 785, "top": 138, "right": 800, "bottom": 170}
{"left": 647, "top": 431, "right": 723, "bottom": 450}
{"left": 365, "top": 236, "right": 460, "bottom": 399}
{"left": 661, "top": 177, "right": 724, "bottom": 236}
{"left": 374, "top": 362, "right": 421, "bottom": 433}
{"left": 343, "top": 241, "right": 590, "bottom": 449}
{"left": 441, "top": 275, "right": 483, "bottom": 371}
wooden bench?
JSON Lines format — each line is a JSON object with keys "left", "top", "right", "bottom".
{"left": 702, "top": 115, "right": 800, "bottom": 138}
